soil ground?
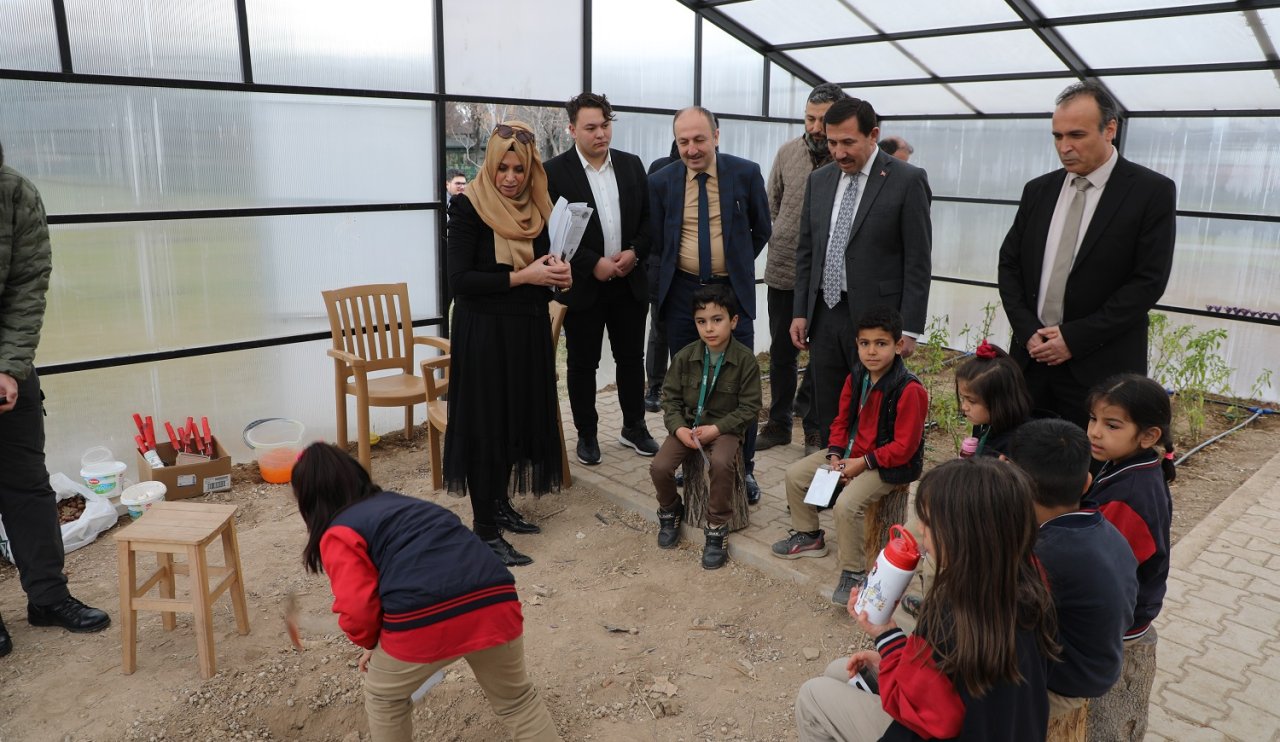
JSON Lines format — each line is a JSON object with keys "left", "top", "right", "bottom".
{"left": 1, "top": 384, "right": 1275, "bottom": 741}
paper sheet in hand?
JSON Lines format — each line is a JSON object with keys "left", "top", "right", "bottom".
{"left": 548, "top": 196, "right": 593, "bottom": 263}
{"left": 411, "top": 669, "right": 446, "bottom": 703}
{"left": 803, "top": 466, "right": 841, "bottom": 507}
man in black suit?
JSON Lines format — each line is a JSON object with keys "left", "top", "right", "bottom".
{"left": 998, "top": 81, "right": 1176, "bottom": 429}
{"left": 649, "top": 107, "right": 771, "bottom": 503}
{"left": 545, "top": 93, "right": 659, "bottom": 465}
{"left": 791, "top": 97, "right": 933, "bottom": 445}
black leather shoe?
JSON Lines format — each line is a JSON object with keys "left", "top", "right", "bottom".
{"left": 657, "top": 501, "right": 684, "bottom": 549}
{"left": 754, "top": 423, "right": 792, "bottom": 451}
{"left": 27, "top": 595, "right": 111, "bottom": 633}
{"left": 674, "top": 470, "right": 684, "bottom": 488}
{"left": 0, "top": 613, "right": 11, "bottom": 657}
{"left": 494, "top": 500, "right": 541, "bottom": 534}
{"left": 745, "top": 473, "right": 761, "bottom": 506}
{"left": 702, "top": 525, "right": 729, "bottom": 570}
{"left": 576, "top": 435, "right": 602, "bottom": 465}
{"left": 643, "top": 386, "right": 662, "bottom": 413}
{"left": 484, "top": 536, "right": 533, "bottom": 567}
{"left": 618, "top": 425, "right": 660, "bottom": 457}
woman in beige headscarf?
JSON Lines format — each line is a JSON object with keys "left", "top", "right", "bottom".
{"left": 444, "top": 122, "right": 571, "bottom": 567}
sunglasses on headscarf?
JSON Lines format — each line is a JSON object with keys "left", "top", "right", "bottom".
{"left": 493, "top": 124, "right": 535, "bottom": 145}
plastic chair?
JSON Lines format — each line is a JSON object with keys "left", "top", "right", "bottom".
{"left": 419, "top": 354, "right": 450, "bottom": 491}
{"left": 322, "top": 283, "right": 449, "bottom": 472}
{"left": 549, "top": 301, "right": 572, "bottom": 487}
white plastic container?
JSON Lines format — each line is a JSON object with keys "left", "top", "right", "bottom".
{"left": 80, "top": 460, "right": 127, "bottom": 497}
{"left": 853, "top": 525, "right": 921, "bottom": 624}
{"left": 243, "top": 418, "right": 306, "bottom": 484}
{"left": 120, "top": 481, "right": 166, "bottom": 519}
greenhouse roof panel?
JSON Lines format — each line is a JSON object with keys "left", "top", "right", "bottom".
{"left": 1058, "top": 11, "right": 1270, "bottom": 68}
{"left": 718, "top": 0, "right": 874, "bottom": 45}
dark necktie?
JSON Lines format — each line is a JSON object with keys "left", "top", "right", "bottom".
{"left": 696, "top": 172, "right": 712, "bottom": 282}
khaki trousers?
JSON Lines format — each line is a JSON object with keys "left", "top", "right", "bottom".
{"left": 784, "top": 450, "right": 896, "bottom": 573}
{"left": 795, "top": 658, "right": 893, "bottom": 742}
{"left": 363, "top": 636, "right": 560, "bottom": 742}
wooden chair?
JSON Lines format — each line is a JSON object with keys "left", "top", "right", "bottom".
{"left": 549, "top": 301, "right": 572, "bottom": 487}
{"left": 321, "top": 283, "right": 449, "bottom": 472}
{"left": 420, "top": 353, "right": 451, "bottom": 491}
{"left": 115, "top": 501, "right": 249, "bottom": 679}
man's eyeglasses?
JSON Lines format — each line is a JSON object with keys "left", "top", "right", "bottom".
{"left": 494, "top": 124, "right": 535, "bottom": 145}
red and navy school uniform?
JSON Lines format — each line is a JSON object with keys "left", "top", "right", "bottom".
{"left": 827, "top": 355, "right": 928, "bottom": 484}
{"left": 874, "top": 619, "right": 1050, "bottom": 742}
{"left": 1088, "top": 449, "right": 1172, "bottom": 639}
{"left": 320, "top": 491, "right": 523, "bottom": 663}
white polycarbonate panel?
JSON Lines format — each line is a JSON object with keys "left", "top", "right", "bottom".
{"left": 0, "top": 80, "right": 434, "bottom": 214}
{"left": 1058, "top": 12, "right": 1268, "bottom": 68}
{"left": 39, "top": 210, "right": 438, "bottom": 365}
{"left": 41, "top": 334, "right": 449, "bottom": 481}
{"left": 608, "top": 112, "right": 681, "bottom": 170}
{"left": 1126, "top": 117, "right": 1280, "bottom": 218}
{"left": 701, "top": 22, "right": 764, "bottom": 116}
{"left": 593, "top": 0, "right": 693, "bottom": 109}
{"left": 717, "top": 120, "right": 803, "bottom": 191}
{"left": 881, "top": 119, "right": 1061, "bottom": 201}
{"left": 66, "top": 0, "right": 241, "bottom": 81}
{"left": 719, "top": 0, "right": 873, "bottom": 45}
{"left": 248, "top": 0, "right": 434, "bottom": 92}
{"left": 929, "top": 201, "right": 1020, "bottom": 283}
{"left": 854, "top": 0, "right": 1018, "bottom": 32}
{"left": 0, "top": 0, "right": 60, "bottom": 71}
{"left": 443, "top": 0, "right": 581, "bottom": 100}
{"left": 852, "top": 85, "right": 970, "bottom": 116}
{"left": 1102, "top": 71, "right": 1280, "bottom": 111}
{"left": 790, "top": 43, "right": 927, "bottom": 83}
{"left": 898, "top": 30, "right": 1069, "bottom": 77}
{"left": 921, "top": 281, "right": 1013, "bottom": 355}
{"left": 1033, "top": 0, "right": 1210, "bottom": 17}
{"left": 948, "top": 77, "right": 1078, "bottom": 114}
{"left": 1164, "top": 216, "right": 1280, "bottom": 320}
{"left": 769, "top": 63, "right": 808, "bottom": 119}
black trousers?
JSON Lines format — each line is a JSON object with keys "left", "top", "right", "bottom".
{"left": 0, "top": 371, "right": 69, "bottom": 606}
{"left": 1023, "top": 360, "right": 1090, "bottom": 431}
{"left": 766, "top": 287, "right": 819, "bottom": 434}
{"left": 662, "top": 272, "right": 758, "bottom": 473}
{"left": 564, "top": 280, "right": 648, "bottom": 437}
{"left": 807, "top": 297, "right": 859, "bottom": 448}
{"left": 645, "top": 300, "right": 668, "bottom": 391}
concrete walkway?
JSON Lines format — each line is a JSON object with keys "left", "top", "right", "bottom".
{"left": 564, "top": 389, "right": 1280, "bottom": 741}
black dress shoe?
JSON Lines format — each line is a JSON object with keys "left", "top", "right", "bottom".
{"left": 494, "top": 500, "right": 541, "bottom": 534}
{"left": 745, "top": 473, "right": 761, "bottom": 506}
{"left": 576, "top": 434, "right": 602, "bottom": 465}
{"left": 0, "top": 613, "right": 11, "bottom": 657}
{"left": 643, "top": 387, "right": 662, "bottom": 413}
{"left": 27, "top": 595, "right": 111, "bottom": 633}
{"left": 618, "top": 425, "right": 660, "bottom": 457}
{"left": 484, "top": 536, "right": 533, "bottom": 567}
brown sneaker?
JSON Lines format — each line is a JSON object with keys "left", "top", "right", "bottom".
{"left": 804, "top": 431, "right": 824, "bottom": 456}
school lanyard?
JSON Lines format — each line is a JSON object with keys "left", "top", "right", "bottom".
{"left": 975, "top": 428, "right": 992, "bottom": 456}
{"left": 693, "top": 347, "right": 727, "bottom": 427}
{"left": 839, "top": 374, "right": 873, "bottom": 459}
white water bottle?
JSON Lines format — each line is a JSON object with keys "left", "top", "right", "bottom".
{"left": 853, "top": 525, "right": 921, "bottom": 624}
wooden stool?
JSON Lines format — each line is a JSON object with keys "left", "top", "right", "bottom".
{"left": 115, "top": 501, "right": 250, "bottom": 679}
{"left": 863, "top": 484, "right": 910, "bottom": 568}
{"left": 1047, "top": 700, "right": 1088, "bottom": 742}
{"left": 681, "top": 447, "right": 749, "bottom": 532}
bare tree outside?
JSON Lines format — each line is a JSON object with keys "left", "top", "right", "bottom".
{"left": 445, "top": 102, "right": 571, "bottom": 173}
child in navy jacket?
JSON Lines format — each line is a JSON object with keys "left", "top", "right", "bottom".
{"left": 291, "top": 443, "right": 560, "bottom": 742}
{"left": 1083, "top": 374, "right": 1174, "bottom": 740}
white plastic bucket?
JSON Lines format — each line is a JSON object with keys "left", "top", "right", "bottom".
{"left": 80, "top": 460, "right": 127, "bottom": 497}
{"left": 120, "top": 481, "right": 167, "bottom": 519}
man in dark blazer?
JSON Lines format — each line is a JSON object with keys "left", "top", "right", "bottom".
{"left": 649, "top": 106, "right": 771, "bottom": 502}
{"left": 998, "top": 81, "right": 1176, "bottom": 429}
{"left": 790, "top": 97, "right": 933, "bottom": 445}
{"left": 545, "top": 93, "right": 659, "bottom": 466}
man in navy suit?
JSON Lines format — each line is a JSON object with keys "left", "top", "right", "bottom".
{"left": 649, "top": 106, "right": 771, "bottom": 503}
{"left": 545, "top": 93, "right": 659, "bottom": 466}
{"left": 998, "top": 82, "right": 1176, "bottom": 429}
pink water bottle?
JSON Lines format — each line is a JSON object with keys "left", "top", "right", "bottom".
{"left": 959, "top": 436, "right": 979, "bottom": 458}
{"left": 853, "top": 525, "right": 921, "bottom": 624}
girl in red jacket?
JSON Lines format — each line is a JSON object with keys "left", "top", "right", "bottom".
{"left": 292, "top": 443, "right": 560, "bottom": 742}
{"left": 795, "top": 457, "right": 1059, "bottom": 741}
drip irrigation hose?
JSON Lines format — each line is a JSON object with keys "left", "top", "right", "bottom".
{"left": 1175, "top": 407, "right": 1276, "bottom": 467}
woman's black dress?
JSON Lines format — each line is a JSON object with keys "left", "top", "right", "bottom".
{"left": 442, "top": 195, "right": 562, "bottom": 536}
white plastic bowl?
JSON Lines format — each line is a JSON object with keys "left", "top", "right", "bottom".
{"left": 120, "top": 481, "right": 167, "bottom": 519}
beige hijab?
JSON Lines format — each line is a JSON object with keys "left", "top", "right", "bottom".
{"left": 465, "top": 121, "right": 552, "bottom": 269}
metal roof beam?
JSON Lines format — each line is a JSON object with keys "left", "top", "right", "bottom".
{"left": 675, "top": 0, "right": 825, "bottom": 88}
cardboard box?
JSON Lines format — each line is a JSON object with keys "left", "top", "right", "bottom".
{"left": 136, "top": 437, "right": 232, "bottom": 500}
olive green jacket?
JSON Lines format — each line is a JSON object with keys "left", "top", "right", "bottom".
{"left": 661, "top": 338, "right": 762, "bottom": 439}
{"left": 0, "top": 164, "right": 53, "bottom": 380}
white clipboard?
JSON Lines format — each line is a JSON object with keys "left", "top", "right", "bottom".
{"left": 803, "top": 465, "right": 841, "bottom": 507}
